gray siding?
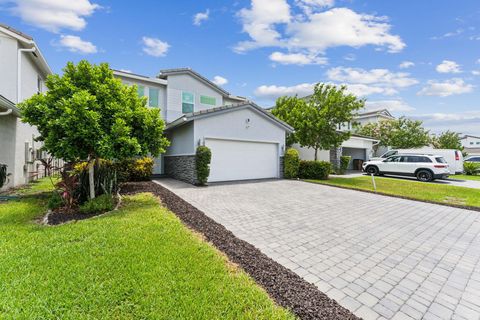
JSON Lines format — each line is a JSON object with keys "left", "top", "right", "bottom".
{"left": 165, "top": 121, "right": 195, "bottom": 155}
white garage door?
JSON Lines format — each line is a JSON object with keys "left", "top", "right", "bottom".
{"left": 205, "top": 138, "right": 279, "bottom": 182}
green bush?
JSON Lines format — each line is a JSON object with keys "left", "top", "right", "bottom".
{"left": 116, "top": 157, "right": 154, "bottom": 182}
{"left": 338, "top": 156, "right": 351, "bottom": 175}
{"left": 196, "top": 146, "right": 212, "bottom": 185}
{"left": 284, "top": 148, "right": 300, "bottom": 179}
{"left": 298, "top": 161, "right": 331, "bottom": 180}
{"left": 77, "top": 161, "right": 118, "bottom": 204}
{"left": 47, "top": 192, "right": 64, "bottom": 210}
{"left": 464, "top": 162, "right": 480, "bottom": 175}
{"left": 79, "top": 194, "right": 115, "bottom": 214}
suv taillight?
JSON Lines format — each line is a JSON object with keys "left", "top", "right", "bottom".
{"left": 455, "top": 151, "right": 460, "bottom": 161}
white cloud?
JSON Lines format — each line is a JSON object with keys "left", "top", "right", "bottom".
{"left": 269, "top": 51, "right": 327, "bottom": 65}
{"left": 436, "top": 60, "right": 462, "bottom": 73}
{"left": 254, "top": 82, "right": 397, "bottom": 100}
{"left": 411, "top": 111, "right": 480, "bottom": 135}
{"left": 9, "top": 0, "right": 99, "bottom": 33}
{"left": 418, "top": 78, "right": 473, "bottom": 97}
{"left": 235, "top": 1, "right": 405, "bottom": 60}
{"left": 472, "top": 70, "right": 480, "bottom": 76}
{"left": 141, "top": 37, "right": 170, "bottom": 57}
{"left": 399, "top": 61, "right": 414, "bottom": 69}
{"left": 365, "top": 99, "right": 415, "bottom": 112}
{"left": 212, "top": 75, "right": 228, "bottom": 86}
{"left": 327, "top": 67, "right": 418, "bottom": 87}
{"left": 193, "top": 9, "right": 210, "bottom": 26}
{"left": 58, "top": 35, "right": 97, "bottom": 54}
{"left": 255, "top": 83, "right": 315, "bottom": 100}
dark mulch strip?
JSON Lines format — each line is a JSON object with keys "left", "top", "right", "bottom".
{"left": 47, "top": 209, "right": 104, "bottom": 225}
{"left": 121, "top": 181, "right": 359, "bottom": 320}
{"left": 306, "top": 180, "right": 480, "bottom": 213}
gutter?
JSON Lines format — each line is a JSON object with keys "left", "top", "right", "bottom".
{"left": 17, "top": 47, "right": 37, "bottom": 103}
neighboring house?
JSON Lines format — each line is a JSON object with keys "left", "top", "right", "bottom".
{"left": 461, "top": 135, "right": 480, "bottom": 156}
{"left": 114, "top": 69, "right": 293, "bottom": 183}
{"left": 292, "top": 109, "right": 391, "bottom": 170}
{"left": 0, "top": 24, "right": 52, "bottom": 190}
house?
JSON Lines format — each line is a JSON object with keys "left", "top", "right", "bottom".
{"left": 114, "top": 69, "right": 293, "bottom": 183}
{"left": 461, "top": 135, "right": 480, "bottom": 156}
{"left": 0, "top": 24, "right": 52, "bottom": 190}
{"left": 292, "top": 109, "right": 390, "bottom": 170}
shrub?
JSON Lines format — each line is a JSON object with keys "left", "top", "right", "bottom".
{"left": 77, "top": 161, "right": 118, "bottom": 204}
{"left": 0, "top": 164, "right": 7, "bottom": 188}
{"left": 79, "top": 194, "right": 115, "bottom": 214}
{"left": 464, "top": 162, "right": 480, "bottom": 175}
{"left": 337, "top": 156, "right": 352, "bottom": 175}
{"left": 284, "top": 148, "right": 300, "bottom": 179}
{"left": 298, "top": 161, "right": 331, "bottom": 180}
{"left": 47, "top": 192, "right": 64, "bottom": 210}
{"left": 127, "top": 157, "right": 154, "bottom": 181}
{"left": 196, "top": 146, "right": 212, "bottom": 185}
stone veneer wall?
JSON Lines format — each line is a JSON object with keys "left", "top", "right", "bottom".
{"left": 164, "top": 155, "right": 197, "bottom": 185}
{"left": 279, "top": 156, "right": 284, "bottom": 179}
{"left": 329, "top": 147, "right": 343, "bottom": 170}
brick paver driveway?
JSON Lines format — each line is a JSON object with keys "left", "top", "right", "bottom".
{"left": 156, "top": 179, "right": 480, "bottom": 320}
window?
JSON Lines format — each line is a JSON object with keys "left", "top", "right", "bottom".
{"left": 182, "top": 92, "right": 194, "bottom": 113}
{"left": 382, "top": 150, "right": 398, "bottom": 158}
{"left": 149, "top": 87, "right": 159, "bottom": 108}
{"left": 406, "top": 156, "right": 432, "bottom": 163}
{"left": 471, "top": 142, "right": 474, "bottom": 145}
{"left": 435, "top": 157, "right": 447, "bottom": 163}
{"left": 137, "top": 85, "right": 145, "bottom": 97}
{"left": 477, "top": 142, "right": 480, "bottom": 145}
{"left": 200, "top": 95, "right": 216, "bottom": 106}
{"left": 37, "top": 76, "right": 42, "bottom": 94}
{"left": 385, "top": 156, "right": 402, "bottom": 162}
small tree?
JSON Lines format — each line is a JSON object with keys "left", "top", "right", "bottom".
{"left": 19, "top": 60, "right": 170, "bottom": 199}
{"left": 284, "top": 148, "right": 300, "bottom": 178}
{"left": 272, "top": 84, "right": 364, "bottom": 160}
{"left": 358, "top": 117, "right": 431, "bottom": 149}
{"left": 432, "top": 130, "right": 463, "bottom": 150}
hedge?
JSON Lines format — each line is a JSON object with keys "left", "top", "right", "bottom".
{"left": 196, "top": 146, "right": 212, "bottom": 185}
{"left": 298, "top": 160, "right": 331, "bottom": 180}
{"left": 338, "top": 156, "right": 351, "bottom": 175}
{"left": 284, "top": 148, "right": 300, "bottom": 179}
{"left": 464, "top": 162, "right": 480, "bottom": 175}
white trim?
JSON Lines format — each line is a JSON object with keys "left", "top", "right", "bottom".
{"left": 349, "top": 135, "right": 380, "bottom": 142}
{"left": 113, "top": 70, "right": 167, "bottom": 85}
{"left": 204, "top": 136, "right": 281, "bottom": 145}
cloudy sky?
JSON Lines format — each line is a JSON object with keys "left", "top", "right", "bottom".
{"left": 1, "top": 0, "right": 479, "bottom": 135}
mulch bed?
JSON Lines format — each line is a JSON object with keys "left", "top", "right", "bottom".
{"left": 46, "top": 209, "right": 104, "bottom": 225}
{"left": 121, "top": 181, "right": 359, "bottom": 320}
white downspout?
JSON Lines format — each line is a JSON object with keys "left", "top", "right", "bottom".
{"left": 17, "top": 47, "right": 37, "bottom": 103}
{"left": 0, "top": 109, "right": 13, "bottom": 116}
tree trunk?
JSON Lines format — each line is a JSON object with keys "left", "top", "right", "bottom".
{"left": 88, "top": 155, "right": 95, "bottom": 200}
{"left": 314, "top": 147, "right": 318, "bottom": 161}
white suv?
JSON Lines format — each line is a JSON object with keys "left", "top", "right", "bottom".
{"left": 362, "top": 154, "right": 450, "bottom": 182}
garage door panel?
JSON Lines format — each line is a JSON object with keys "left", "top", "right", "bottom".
{"left": 205, "top": 139, "right": 278, "bottom": 182}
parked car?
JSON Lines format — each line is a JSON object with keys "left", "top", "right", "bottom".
{"left": 371, "top": 148, "right": 463, "bottom": 175}
{"left": 362, "top": 154, "right": 450, "bottom": 182}
{"left": 465, "top": 156, "right": 480, "bottom": 163}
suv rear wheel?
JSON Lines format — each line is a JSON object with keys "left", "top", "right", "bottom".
{"left": 416, "top": 169, "right": 433, "bottom": 182}
{"left": 366, "top": 165, "right": 379, "bottom": 175}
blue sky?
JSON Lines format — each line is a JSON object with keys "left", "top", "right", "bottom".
{"left": 1, "top": 0, "right": 480, "bottom": 135}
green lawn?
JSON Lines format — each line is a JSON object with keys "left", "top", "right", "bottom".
{"left": 309, "top": 176, "right": 480, "bottom": 208}
{"left": 450, "top": 174, "right": 480, "bottom": 181}
{"left": 0, "top": 180, "right": 294, "bottom": 319}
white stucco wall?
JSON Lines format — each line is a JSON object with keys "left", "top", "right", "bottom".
{"left": 165, "top": 121, "right": 195, "bottom": 156}
{"left": 0, "top": 115, "right": 16, "bottom": 190}
{"left": 194, "top": 107, "right": 287, "bottom": 156}
{"left": 292, "top": 144, "right": 330, "bottom": 161}
{"left": 0, "top": 34, "right": 18, "bottom": 102}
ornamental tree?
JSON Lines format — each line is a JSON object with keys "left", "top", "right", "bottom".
{"left": 19, "top": 60, "right": 169, "bottom": 199}
{"left": 272, "top": 84, "right": 364, "bottom": 160}
{"left": 357, "top": 117, "right": 431, "bottom": 149}
{"left": 432, "top": 130, "right": 463, "bottom": 150}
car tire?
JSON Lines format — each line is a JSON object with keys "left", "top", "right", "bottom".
{"left": 416, "top": 170, "right": 433, "bottom": 182}
{"left": 366, "top": 166, "right": 379, "bottom": 175}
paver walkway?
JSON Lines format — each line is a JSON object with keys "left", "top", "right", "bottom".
{"left": 156, "top": 179, "right": 480, "bottom": 320}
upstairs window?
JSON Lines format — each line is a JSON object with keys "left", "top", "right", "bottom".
{"left": 182, "top": 92, "right": 194, "bottom": 113}
{"left": 37, "top": 76, "right": 42, "bottom": 94}
{"left": 149, "top": 88, "right": 159, "bottom": 108}
{"left": 200, "top": 95, "right": 216, "bottom": 106}
{"left": 137, "top": 85, "right": 145, "bottom": 97}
